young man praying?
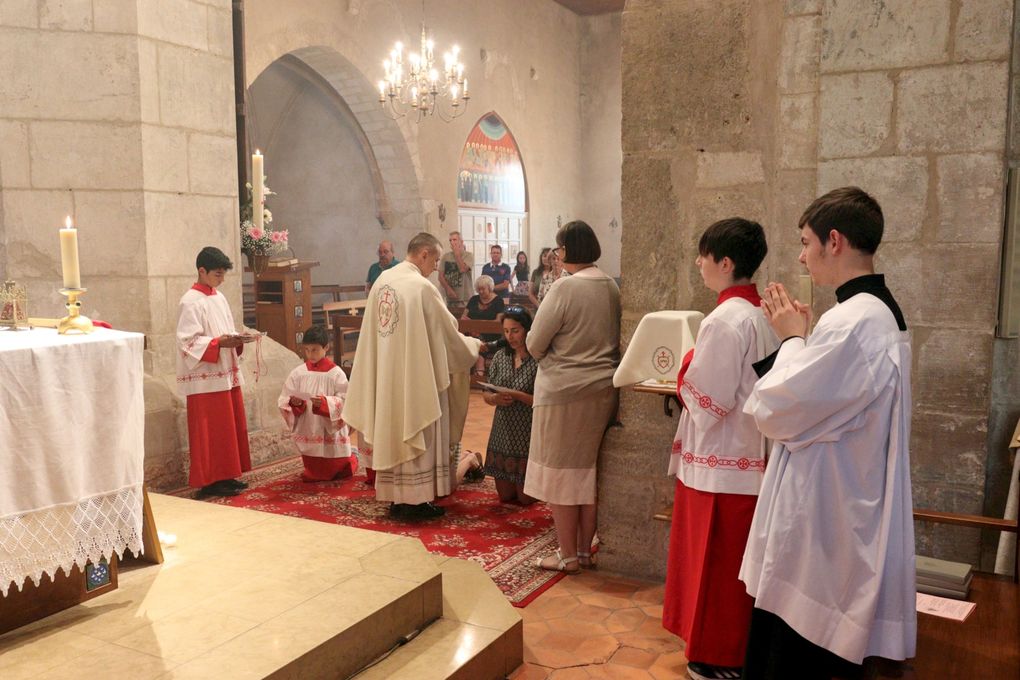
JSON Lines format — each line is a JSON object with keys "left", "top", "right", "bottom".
{"left": 740, "top": 187, "right": 916, "bottom": 678}
{"left": 176, "top": 246, "right": 255, "bottom": 497}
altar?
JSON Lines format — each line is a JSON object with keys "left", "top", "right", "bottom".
{"left": 0, "top": 327, "right": 146, "bottom": 630}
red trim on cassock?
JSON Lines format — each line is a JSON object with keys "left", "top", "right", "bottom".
{"left": 200, "top": 338, "right": 220, "bottom": 363}
{"left": 301, "top": 455, "right": 356, "bottom": 481}
{"left": 191, "top": 282, "right": 217, "bottom": 296}
{"left": 312, "top": 396, "right": 331, "bottom": 417}
{"left": 717, "top": 283, "right": 762, "bottom": 307}
{"left": 676, "top": 348, "right": 695, "bottom": 406}
{"left": 186, "top": 387, "right": 251, "bottom": 487}
{"left": 662, "top": 478, "right": 756, "bottom": 667}
{"left": 306, "top": 357, "right": 337, "bottom": 373}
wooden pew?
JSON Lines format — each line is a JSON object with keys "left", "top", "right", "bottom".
{"left": 328, "top": 312, "right": 503, "bottom": 370}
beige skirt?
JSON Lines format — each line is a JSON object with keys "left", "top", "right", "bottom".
{"left": 523, "top": 386, "right": 618, "bottom": 505}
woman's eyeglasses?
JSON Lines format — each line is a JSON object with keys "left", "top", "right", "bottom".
{"left": 505, "top": 305, "right": 528, "bottom": 315}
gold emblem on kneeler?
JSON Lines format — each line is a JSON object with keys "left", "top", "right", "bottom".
{"left": 0, "top": 279, "right": 29, "bottom": 330}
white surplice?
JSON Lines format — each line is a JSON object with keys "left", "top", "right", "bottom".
{"left": 668, "top": 297, "right": 778, "bottom": 495}
{"left": 343, "top": 261, "right": 481, "bottom": 504}
{"left": 175, "top": 287, "right": 244, "bottom": 396}
{"left": 740, "top": 293, "right": 916, "bottom": 664}
{"left": 278, "top": 362, "right": 352, "bottom": 459}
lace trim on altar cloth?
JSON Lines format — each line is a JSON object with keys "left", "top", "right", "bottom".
{"left": 1, "top": 484, "right": 144, "bottom": 596}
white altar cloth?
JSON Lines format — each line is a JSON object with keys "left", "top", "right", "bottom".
{"left": 613, "top": 311, "right": 703, "bottom": 387}
{"left": 1, "top": 327, "right": 145, "bottom": 595}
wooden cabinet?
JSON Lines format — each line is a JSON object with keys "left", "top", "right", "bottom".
{"left": 251, "top": 261, "right": 318, "bottom": 353}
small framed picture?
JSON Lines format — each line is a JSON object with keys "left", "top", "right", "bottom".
{"left": 85, "top": 558, "right": 111, "bottom": 592}
{"left": 296, "top": 331, "right": 304, "bottom": 345}
{"left": 293, "top": 279, "right": 303, "bottom": 293}
{"left": 295, "top": 305, "right": 304, "bottom": 318}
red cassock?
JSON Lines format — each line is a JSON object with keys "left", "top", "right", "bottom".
{"left": 295, "top": 395, "right": 357, "bottom": 482}
{"left": 186, "top": 386, "right": 252, "bottom": 487}
{"left": 662, "top": 480, "right": 757, "bottom": 667}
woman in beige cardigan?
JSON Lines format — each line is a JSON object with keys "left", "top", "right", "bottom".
{"left": 524, "top": 221, "right": 621, "bottom": 573}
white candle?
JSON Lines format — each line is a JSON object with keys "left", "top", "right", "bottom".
{"left": 798, "top": 273, "right": 813, "bottom": 308}
{"left": 59, "top": 216, "right": 81, "bottom": 289}
{"left": 252, "top": 150, "right": 264, "bottom": 232}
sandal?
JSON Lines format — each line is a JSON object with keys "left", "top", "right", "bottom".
{"left": 686, "top": 662, "right": 742, "bottom": 680}
{"left": 536, "top": 549, "right": 580, "bottom": 574}
{"left": 577, "top": 550, "right": 597, "bottom": 570}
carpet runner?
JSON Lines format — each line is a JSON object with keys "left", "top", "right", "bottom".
{"left": 180, "top": 456, "right": 566, "bottom": 607}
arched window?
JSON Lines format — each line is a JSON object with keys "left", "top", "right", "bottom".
{"left": 456, "top": 113, "right": 528, "bottom": 287}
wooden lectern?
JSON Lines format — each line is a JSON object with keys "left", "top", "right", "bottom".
{"left": 252, "top": 260, "right": 319, "bottom": 352}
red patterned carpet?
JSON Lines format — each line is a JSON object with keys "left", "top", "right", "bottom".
{"left": 181, "top": 456, "right": 566, "bottom": 607}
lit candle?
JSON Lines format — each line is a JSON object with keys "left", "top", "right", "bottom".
{"left": 252, "top": 150, "right": 264, "bottom": 232}
{"left": 59, "top": 216, "right": 81, "bottom": 289}
{"left": 798, "top": 273, "right": 813, "bottom": 308}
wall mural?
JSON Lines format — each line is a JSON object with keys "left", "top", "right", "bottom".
{"left": 457, "top": 114, "right": 526, "bottom": 213}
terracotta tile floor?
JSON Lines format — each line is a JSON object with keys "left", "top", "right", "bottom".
{"left": 510, "top": 571, "right": 688, "bottom": 680}
{"left": 463, "top": 390, "right": 689, "bottom": 679}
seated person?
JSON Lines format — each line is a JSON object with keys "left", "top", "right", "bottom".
{"left": 482, "top": 306, "right": 537, "bottom": 505}
{"left": 462, "top": 275, "right": 505, "bottom": 376}
{"left": 278, "top": 325, "right": 356, "bottom": 482}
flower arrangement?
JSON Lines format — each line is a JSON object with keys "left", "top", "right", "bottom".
{"left": 240, "top": 180, "right": 288, "bottom": 256}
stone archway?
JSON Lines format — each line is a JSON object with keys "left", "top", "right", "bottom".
{"left": 253, "top": 45, "right": 423, "bottom": 234}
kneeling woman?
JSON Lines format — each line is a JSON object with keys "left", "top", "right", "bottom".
{"left": 482, "top": 306, "right": 538, "bottom": 505}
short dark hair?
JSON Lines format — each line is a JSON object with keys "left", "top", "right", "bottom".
{"left": 556, "top": 220, "right": 601, "bottom": 264}
{"left": 490, "top": 244, "right": 502, "bottom": 252}
{"left": 799, "top": 186, "right": 884, "bottom": 254}
{"left": 301, "top": 325, "right": 330, "bottom": 347}
{"left": 196, "top": 246, "right": 233, "bottom": 271}
{"left": 698, "top": 218, "right": 768, "bottom": 280}
{"left": 502, "top": 305, "right": 533, "bottom": 331}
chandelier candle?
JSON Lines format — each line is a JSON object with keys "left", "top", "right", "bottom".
{"left": 252, "top": 150, "right": 264, "bottom": 232}
{"left": 59, "top": 216, "right": 81, "bottom": 289}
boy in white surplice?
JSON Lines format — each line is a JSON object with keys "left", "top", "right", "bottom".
{"left": 662, "top": 218, "right": 778, "bottom": 680}
{"left": 740, "top": 187, "right": 915, "bottom": 679}
{"left": 278, "top": 325, "right": 355, "bottom": 482}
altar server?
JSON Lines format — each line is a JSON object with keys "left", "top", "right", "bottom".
{"left": 344, "top": 233, "right": 482, "bottom": 519}
{"left": 661, "top": 218, "right": 777, "bottom": 680}
{"left": 176, "top": 246, "right": 254, "bottom": 497}
{"left": 279, "top": 325, "right": 356, "bottom": 482}
{"left": 740, "top": 187, "right": 915, "bottom": 678}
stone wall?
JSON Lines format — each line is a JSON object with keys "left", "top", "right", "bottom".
{"left": 0, "top": 0, "right": 293, "bottom": 491}
{"left": 605, "top": 0, "right": 1014, "bottom": 579}
{"left": 241, "top": 0, "right": 624, "bottom": 274}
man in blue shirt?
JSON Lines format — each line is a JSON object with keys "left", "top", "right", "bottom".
{"left": 365, "top": 240, "right": 400, "bottom": 292}
{"left": 482, "top": 244, "right": 512, "bottom": 300}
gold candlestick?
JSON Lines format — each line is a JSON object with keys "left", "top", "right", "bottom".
{"left": 58, "top": 287, "right": 94, "bottom": 334}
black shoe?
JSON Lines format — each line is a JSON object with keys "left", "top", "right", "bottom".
{"left": 464, "top": 466, "right": 485, "bottom": 482}
{"left": 222, "top": 478, "right": 249, "bottom": 490}
{"left": 198, "top": 480, "right": 242, "bottom": 498}
{"left": 686, "top": 662, "right": 742, "bottom": 680}
{"left": 389, "top": 502, "right": 445, "bottom": 519}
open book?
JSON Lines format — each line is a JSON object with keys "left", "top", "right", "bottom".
{"left": 476, "top": 381, "right": 512, "bottom": 394}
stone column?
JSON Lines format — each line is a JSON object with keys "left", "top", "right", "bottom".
{"left": 0, "top": 0, "right": 295, "bottom": 490}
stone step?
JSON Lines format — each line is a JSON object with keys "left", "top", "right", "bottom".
{"left": 356, "top": 557, "right": 523, "bottom": 680}
{"left": 0, "top": 495, "right": 446, "bottom": 679}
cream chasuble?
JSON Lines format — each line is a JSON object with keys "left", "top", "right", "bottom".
{"left": 344, "top": 261, "right": 481, "bottom": 500}
{"left": 740, "top": 292, "right": 916, "bottom": 664}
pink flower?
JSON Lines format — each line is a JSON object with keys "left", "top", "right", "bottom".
{"left": 270, "top": 230, "right": 284, "bottom": 243}
{"left": 249, "top": 227, "right": 264, "bottom": 240}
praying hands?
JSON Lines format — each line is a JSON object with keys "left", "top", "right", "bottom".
{"left": 760, "top": 283, "right": 811, "bottom": 340}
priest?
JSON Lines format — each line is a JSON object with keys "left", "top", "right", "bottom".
{"left": 740, "top": 187, "right": 916, "bottom": 678}
{"left": 344, "top": 232, "right": 482, "bottom": 519}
